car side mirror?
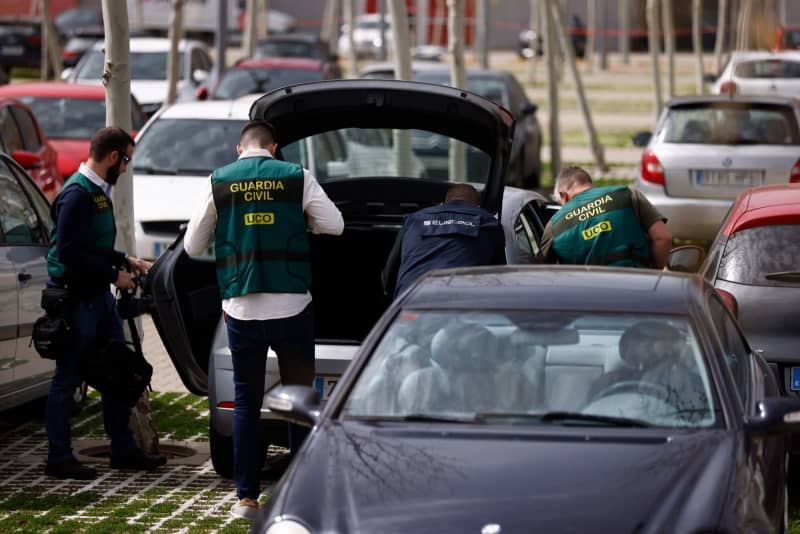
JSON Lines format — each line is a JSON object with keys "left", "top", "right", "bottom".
{"left": 667, "top": 245, "right": 706, "bottom": 273}
{"left": 745, "top": 396, "right": 800, "bottom": 435}
{"left": 265, "top": 385, "right": 321, "bottom": 428}
{"left": 632, "top": 131, "right": 652, "bottom": 147}
{"left": 11, "top": 150, "right": 43, "bottom": 169}
{"left": 192, "top": 69, "right": 209, "bottom": 85}
{"left": 196, "top": 85, "right": 209, "bottom": 101}
{"left": 520, "top": 102, "right": 538, "bottom": 116}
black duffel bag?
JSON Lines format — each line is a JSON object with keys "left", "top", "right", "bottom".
{"left": 81, "top": 337, "right": 153, "bottom": 408}
{"left": 31, "top": 286, "right": 74, "bottom": 360}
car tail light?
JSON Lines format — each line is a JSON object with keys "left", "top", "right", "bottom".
{"left": 791, "top": 158, "right": 800, "bottom": 183}
{"left": 62, "top": 50, "right": 79, "bottom": 60}
{"left": 640, "top": 149, "right": 665, "bottom": 185}
{"left": 719, "top": 81, "right": 737, "bottom": 94}
{"left": 717, "top": 289, "right": 739, "bottom": 318}
{"left": 217, "top": 401, "right": 234, "bottom": 409}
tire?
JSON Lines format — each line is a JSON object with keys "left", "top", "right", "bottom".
{"left": 209, "top": 421, "right": 234, "bottom": 479}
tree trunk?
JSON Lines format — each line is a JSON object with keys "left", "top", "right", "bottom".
{"left": 476, "top": 0, "right": 489, "bottom": 69}
{"left": 692, "top": 0, "right": 703, "bottom": 94}
{"left": 378, "top": 0, "right": 387, "bottom": 61}
{"left": 526, "top": 0, "right": 538, "bottom": 86}
{"left": 550, "top": 0, "right": 606, "bottom": 172}
{"left": 447, "top": 0, "right": 466, "bottom": 181}
{"left": 101, "top": 0, "right": 160, "bottom": 456}
{"left": 779, "top": 0, "right": 787, "bottom": 26}
{"left": 544, "top": 0, "right": 560, "bottom": 179}
{"left": 243, "top": 0, "right": 257, "bottom": 57}
{"left": 620, "top": 0, "right": 630, "bottom": 64}
{"left": 585, "top": 0, "right": 596, "bottom": 73}
{"left": 714, "top": 0, "right": 727, "bottom": 73}
{"left": 647, "top": 0, "right": 663, "bottom": 125}
{"left": 661, "top": 0, "right": 675, "bottom": 98}
{"left": 417, "top": 0, "right": 429, "bottom": 46}
{"left": 344, "top": 0, "right": 358, "bottom": 75}
{"left": 40, "top": 0, "right": 62, "bottom": 80}
{"left": 262, "top": 0, "right": 270, "bottom": 39}
{"left": 166, "top": 0, "right": 184, "bottom": 106}
{"left": 736, "top": 0, "right": 752, "bottom": 50}
{"left": 213, "top": 0, "right": 228, "bottom": 88}
{"left": 389, "top": 0, "right": 413, "bottom": 177}
{"left": 433, "top": 0, "right": 446, "bottom": 46}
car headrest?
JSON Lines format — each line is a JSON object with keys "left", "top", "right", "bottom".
{"left": 430, "top": 322, "right": 496, "bottom": 371}
{"left": 619, "top": 321, "right": 685, "bottom": 368}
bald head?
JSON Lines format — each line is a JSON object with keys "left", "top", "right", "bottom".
{"left": 444, "top": 184, "right": 481, "bottom": 206}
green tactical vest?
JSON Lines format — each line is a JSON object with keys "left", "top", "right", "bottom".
{"left": 47, "top": 172, "right": 116, "bottom": 280}
{"left": 550, "top": 185, "right": 651, "bottom": 268}
{"left": 211, "top": 157, "right": 310, "bottom": 299}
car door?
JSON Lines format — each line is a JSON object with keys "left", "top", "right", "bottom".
{"left": 0, "top": 227, "right": 17, "bottom": 404}
{"left": 0, "top": 155, "right": 54, "bottom": 392}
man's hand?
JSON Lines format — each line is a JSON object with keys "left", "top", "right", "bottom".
{"left": 127, "top": 256, "right": 153, "bottom": 276}
{"left": 114, "top": 269, "right": 136, "bottom": 290}
{"left": 647, "top": 221, "right": 674, "bottom": 269}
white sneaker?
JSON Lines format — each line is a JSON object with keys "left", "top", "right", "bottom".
{"left": 230, "top": 497, "right": 259, "bottom": 520}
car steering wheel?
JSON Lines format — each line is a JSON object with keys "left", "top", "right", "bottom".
{"left": 592, "top": 380, "right": 673, "bottom": 403}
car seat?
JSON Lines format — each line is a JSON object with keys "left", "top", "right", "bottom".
{"left": 681, "top": 119, "right": 712, "bottom": 144}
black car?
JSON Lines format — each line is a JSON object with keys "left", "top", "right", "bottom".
{"left": 517, "top": 14, "right": 587, "bottom": 59}
{"left": 254, "top": 33, "right": 342, "bottom": 79}
{"left": 0, "top": 17, "right": 42, "bottom": 77}
{"left": 256, "top": 265, "right": 797, "bottom": 533}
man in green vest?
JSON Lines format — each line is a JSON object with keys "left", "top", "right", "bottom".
{"left": 184, "top": 121, "right": 343, "bottom": 521}
{"left": 538, "top": 166, "right": 673, "bottom": 268}
{"left": 45, "top": 127, "right": 166, "bottom": 480}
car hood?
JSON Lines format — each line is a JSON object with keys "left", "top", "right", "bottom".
{"left": 260, "top": 423, "right": 734, "bottom": 533}
{"left": 133, "top": 173, "right": 209, "bottom": 223}
{"left": 250, "top": 79, "right": 514, "bottom": 214}
{"left": 49, "top": 138, "right": 88, "bottom": 178}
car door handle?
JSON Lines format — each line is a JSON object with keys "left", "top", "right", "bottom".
{"left": 18, "top": 272, "right": 32, "bottom": 282}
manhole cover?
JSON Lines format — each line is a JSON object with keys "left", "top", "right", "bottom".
{"left": 78, "top": 443, "right": 196, "bottom": 459}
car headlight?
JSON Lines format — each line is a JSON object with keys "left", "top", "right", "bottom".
{"left": 265, "top": 518, "right": 311, "bottom": 534}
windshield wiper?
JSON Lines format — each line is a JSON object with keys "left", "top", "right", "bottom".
{"left": 765, "top": 271, "right": 800, "bottom": 281}
{"left": 135, "top": 166, "right": 176, "bottom": 175}
{"left": 473, "top": 411, "right": 651, "bottom": 427}
{"left": 345, "top": 413, "right": 474, "bottom": 424}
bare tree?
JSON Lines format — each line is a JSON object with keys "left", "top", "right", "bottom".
{"left": 661, "top": 0, "right": 675, "bottom": 98}
{"left": 526, "top": 0, "right": 539, "bottom": 87}
{"left": 585, "top": 0, "right": 596, "bottom": 73}
{"left": 243, "top": 0, "right": 258, "bottom": 57}
{"left": 476, "top": 0, "right": 489, "bottom": 69}
{"left": 321, "top": 0, "right": 340, "bottom": 57}
{"left": 692, "top": 0, "right": 703, "bottom": 94}
{"left": 39, "top": 0, "right": 62, "bottom": 80}
{"left": 779, "top": 0, "right": 787, "bottom": 26}
{"left": 736, "top": 0, "right": 753, "bottom": 50}
{"left": 714, "top": 0, "right": 727, "bottom": 73}
{"left": 647, "top": 0, "right": 663, "bottom": 125}
{"left": 620, "top": 0, "right": 630, "bottom": 64}
{"left": 433, "top": 0, "right": 446, "bottom": 46}
{"left": 389, "top": 0, "right": 413, "bottom": 177}
{"left": 166, "top": 0, "right": 184, "bottom": 105}
{"left": 344, "top": 0, "right": 358, "bottom": 76}
{"left": 447, "top": 0, "right": 466, "bottom": 181}
{"left": 101, "top": 0, "right": 160, "bottom": 455}
{"left": 544, "top": 0, "right": 560, "bottom": 178}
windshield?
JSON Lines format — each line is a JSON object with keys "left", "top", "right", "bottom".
{"left": 280, "top": 127, "right": 490, "bottom": 183}
{"left": 19, "top": 96, "right": 105, "bottom": 139}
{"left": 415, "top": 72, "right": 511, "bottom": 108}
{"left": 734, "top": 59, "right": 800, "bottom": 78}
{"left": 78, "top": 50, "right": 183, "bottom": 80}
{"left": 256, "top": 41, "right": 316, "bottom": 58}
{"left": 134, "top": 118, "right": 245, "bottom": 175}
{"left": 660, "top": 102, "right": 800, "bottom": 145}
{"left": 214, "top": 68, "right": 322, "bottom": 100}
{"left": 718, "top": 225, "right": 800, "bottom": 286}
{"left": 342, "top": 311, "right": 717, "bottom": 429}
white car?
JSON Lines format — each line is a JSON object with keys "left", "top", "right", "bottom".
{"left": 67, "top": 37, "right": 213, "bottom": 117}
{"left": 338, "top": 13, "right": 393, "bottom": 59}
{"left": 132, "top": 96, "right": 256, "bottom": 260}
{"left": 711, "top": 50, "right": 800, "bottom": 97}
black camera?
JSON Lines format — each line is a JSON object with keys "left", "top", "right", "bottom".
{"left": 117, "top": 274, "right": 155, "bottom": 320}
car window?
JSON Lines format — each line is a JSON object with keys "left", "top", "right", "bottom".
{"left": 342, "top": 311, "right": 718, "bottom": 429}
{"left": 734, "top": 59, "right": 800, "bottom": 78}
{"left": 78, "top": 50, "right": 184, "bottom": 80}
{"left": 717, "top": 225, "right": 800, "bottom": 287}
{"left": 134, "top": 118, "right": 245, "bottom": 175}
{"left": 10, "top": 106, "right": 41, "bottom": 151}
{"left": 0, "top": 107, "right": 23, "bottom": 153}
{"left": 256, "top": 41, "right": 316, "bottom": 58}
{"left": 10, "top": 159, "right": 53, "bottom": 237}
{"left": 415, "top": 72, "right": 511, "bottom": 109}
{"left": 19, "top": 96, "right": 106, "bottom": 140}
{"left": 708, "top": 296, "right": 751, "bottom": 407}
{"left": 214, "top": 68, "right": 322, "bottom": 100}
{"left": 0, "top": 159, "right": 46, "bottom": 245}
{"left": 660, "top": 102, "right": 800, "bottom": 145}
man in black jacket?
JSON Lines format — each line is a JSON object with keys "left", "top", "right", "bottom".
{"left": 44, "top": 127, "right": 165, "bottom": 480}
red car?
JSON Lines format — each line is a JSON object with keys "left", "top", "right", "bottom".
{"left": 0, "top": 96, "right": 61, "bottom": 202}
{"left": 0, "top": 83, "right": 146, "bottom": 180}
{"left": 197, "top": 57, "right": 331, "bottom": 101}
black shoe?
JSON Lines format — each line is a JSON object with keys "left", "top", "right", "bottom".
{"left": 45, "top": 459, "right": 98, "bottom": 480}
{"left": 110, "top": 449, "right": 167, "bottom": 471}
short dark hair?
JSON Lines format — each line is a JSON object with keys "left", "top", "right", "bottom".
{"left": 89, "top": 127, "right": 135, "bottom": 161}
{"left": 240, "top": 121, "right": 277, "bottom": 147}
{"left": 444, "top": 183, "right": 480, "bottom": 206}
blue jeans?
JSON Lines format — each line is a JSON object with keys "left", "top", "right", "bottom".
{"left": 226, "top": 304, "right": 315, "bottom": 501}
{"left": 45, "top": 290, "right": 138, "bottom": 464}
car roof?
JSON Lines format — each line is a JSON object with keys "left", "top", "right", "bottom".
{"left": 156, "top": 95, "right": 258, "bottom": 120}
{"left": 90, "top": 37, "right": 202, "bottom": 52}
{"left": 0, "top": 82, "right": 105, "bottom": 99}
{"left": 400, "top": 265, "right": 702, "bottom": 315}
{"left": 726, "top": 50, "right": 800, "bottom": 62}
{"left": 722, "top": 184, "right": 800, "bottom": 235}
{"left": 235, "top": 57, "right": 323, "bottom": 70}
{"left": 666, "top": 94, "right": 800, "bottom": 107}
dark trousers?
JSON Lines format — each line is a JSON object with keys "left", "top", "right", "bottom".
{"left": 45, "top": 291, "right": 137, "bottom": 464}
{"left": 226, "top": 304, "right": 315, "bottom": 501}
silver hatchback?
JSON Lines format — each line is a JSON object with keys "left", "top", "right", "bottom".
{"left": 634, "top": 95, "right": 800, "bottom": 242}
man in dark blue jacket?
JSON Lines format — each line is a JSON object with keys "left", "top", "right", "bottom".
{"left": 382, "top": 184, "right": 506, "bottom": 298}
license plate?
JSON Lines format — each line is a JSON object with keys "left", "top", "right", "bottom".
{"left": 791, "top": 368, "right": 800, "bottom": 391}
{"left": 1, "top": 45, "right": 23, "bottom": 56}
{"left": 693, "top": 169, "right": 764, "bottom": 187}
{"left": 314, "top": 376, "right": 337, "bottom": 400}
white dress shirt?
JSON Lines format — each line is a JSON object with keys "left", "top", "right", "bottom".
{"left": 78, "top": 162, "right": 112, "bottom": 197}
{"left": 184, "top": 148, "right": 344, "bottom": 320}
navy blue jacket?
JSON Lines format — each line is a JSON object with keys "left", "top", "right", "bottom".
{"left": 382, "top": 201, "right": 506, "bottom": 298}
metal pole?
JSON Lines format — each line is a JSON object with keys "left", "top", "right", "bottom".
{"left": 213, "top": 0, "right": 228, "bottom": 87}
{"left": 379, "top": 0, "right": 387, "bottom": 61}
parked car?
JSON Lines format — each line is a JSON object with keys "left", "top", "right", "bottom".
{"left": 67, "top": 37, "right": 213, "bottom": 117}
{"left": 141, "top": 79, "right": 558, "bottom": 477}
{"left": 0, "top": 83, "right": 146, "bottom": 179}
{"left": 338, "top": 13, "right": 393, "bottom": 59}
{"left": 360, "top": 62, "right": 542, "bottom": 189}
{"left": 53, "top": 8, "right": 102, "bottom": 40}
{"left": 774, "top": 25, "right": 800, "bottom": 51}
{"left": 61, "top": 28, "right": 103, "bottom": 68}
{"left": 671, "top": 184, "right": 800, "bottom": 398}
{"left": 0, "top": 17, "right": 42, "bottom": 77}
{"left": 711, "top": 50, "right": 800, "bottom": 97}
{"left": 254, "top": 33, "right": 342, "bottom": 79}
{"left": 0, "top": 97, "right": 62, "bottom": 202}
{"left": 198, "top": 57, "right": 334, "bottom": 101}
{"left": 633, "top": 95, "right": 800, "bottom": 242}
{"left": 254, "top": 265, "right": 794, "bottom": 533}
{"left": 517, "top": 14, "right": 587, "bottom": 59}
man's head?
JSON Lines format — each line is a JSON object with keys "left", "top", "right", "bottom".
{"left": 238, "top": 120, "right": 278, "bottom": 155}
{"left": 553, "top": 166, "right": 593, "bottom": 205}
{"left": 88, "top": 127, "right": 135, "bottom": 185}
{"left": 444, "top": 184, "right": 481, "bottom": 207}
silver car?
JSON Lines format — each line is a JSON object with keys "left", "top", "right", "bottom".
{"left": 710, "top": 50, "right": 800, "bottom": 97}
{"left": 634, "top": 95, "right": 800, "bottom": 242}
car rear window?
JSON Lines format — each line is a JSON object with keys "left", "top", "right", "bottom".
{"left": 78, "top": 50, "right": 183, "bottom": 80}
{"left": 19, "top": 96, "right": 105, "bottom": 139}
{"left": 717, "top": 225, "right": 800, "bottom": 286}
{"left": 661, "top": 102, "right": 800, "bottom": 145}
{"left": 734, "top": 59, "right": 800, "bottom": 78}
{"left": 256, "top": 41, "right": 316, "bottom": 58}
{"left": 214, "top": 68, "right": 322, "bottom": 100}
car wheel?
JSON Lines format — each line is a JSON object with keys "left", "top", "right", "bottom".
{"left": 70, "top": 381, "right": 88, "bottom": 417}
{"left": 210, "top": 421, "right": 234, "bottom": 479}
